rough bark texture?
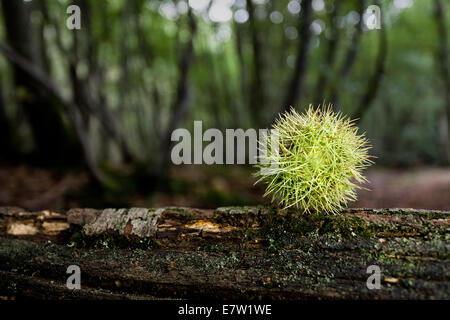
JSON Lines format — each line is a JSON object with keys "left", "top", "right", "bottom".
{"left": 0, "top": 206, "right": 448, "bottom": 300}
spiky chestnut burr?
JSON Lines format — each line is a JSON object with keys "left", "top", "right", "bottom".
{"left": 254, "top": 104, "right": 373, "bottom": 213}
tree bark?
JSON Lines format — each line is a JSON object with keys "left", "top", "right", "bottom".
{"left": 155, "top": 9, "right": 198, "bottom": 186}
{"left": 313, "top": 0, "right": 341, "bottom": 105}
{"left": 352, "top": 1, "right": 387, "bottom": 122}
{"left": 247, "top": 0, "right": 265, "bottom": 126}
{"left": 234, "top": 19, "right": 250, "bottom": 126}
{"left": 281, "top": 0, "right": 313, "bottom": 115}
{"left": 328, "top": 0, "right": 366, "bottom": 111}
{"left": 1, "top": 206, "right": 448, "bottom": 300}
{"left": 434, "top": 0, "right": 450, "bottom": 163}
{"left": 0, "top": 78, "right": 16, "bottom": 161}
{"left": 0, "top": 0, "right": 80, "bottom": 165}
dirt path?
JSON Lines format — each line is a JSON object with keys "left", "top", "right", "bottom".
{"left": 354, "top": 168, "right": 450, "bottom": 210}
{"left": 0, "top": 165, "right": 449, "bottom": 211}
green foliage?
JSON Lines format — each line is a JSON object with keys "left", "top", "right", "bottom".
{"left": 255, "top": 104, "right": 373, "bottom": 213}
{"left": 0, "top": 0, "right": 447, "bottom": 179}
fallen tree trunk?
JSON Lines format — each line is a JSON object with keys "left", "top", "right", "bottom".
{"left": 0, "top": 206, "right": 449, "bottom": 300}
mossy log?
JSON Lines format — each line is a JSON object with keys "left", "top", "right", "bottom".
{"left": 0, "top": 206, "right": 448, "bottom": 300}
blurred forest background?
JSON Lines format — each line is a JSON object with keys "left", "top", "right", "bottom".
{"left": 0, "top": 0, "right": 449, "bottom": 210}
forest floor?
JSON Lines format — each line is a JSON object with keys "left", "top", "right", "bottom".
{"left": 0, "top": 165, "right": 449, "bottom": 211}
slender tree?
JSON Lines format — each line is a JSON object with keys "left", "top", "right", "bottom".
{"left": 0, "top": 0, "right": 80, "bottom": 164}
{"left": 433, "top": 0, "right": 450, "bottom": 162}
{"left": 313, "top": 0, "right": 341, "bottom": 105}
{"left": 328, "top": 0, "right": 366, "bottom": 111}
{"left": 281, "top": 0, "right": 313, "bottom": 114}
{"left": 153, "top": 8, "right": 198, "bottom": 188}
{"left": 0, "top": 78, "right": 15, "bottom": 161}
{"left": 352, "top": 5, "right": 387, "bottom": 122}
{"left": 247, "top": 0, "right": 266, "bottom": 126}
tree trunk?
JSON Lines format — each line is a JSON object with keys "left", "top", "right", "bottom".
{"left": 1, "top": 206, "right": 448, "bottom": 300}
{"left": 0, "top": 79, "right": 16, "bottom": 161}
{"left": 281, "top": 0, "right": 313, "bottom": 115}
{"left": 0, "top": 0, "right": 80, "bottom": 165}
{"left": 352, "top": 1, "right": 387, "bottom": 122}
{"left": 328, "top": 0, "right": 366, "bottom": 111}
{"left": 247, "top": 0, "right": 265, "bottom": 126}
{"left": 434, "top": 0, "right": 450, "bottom": 163}
{"left": 154, "top": 9, "right": 197, "bottom": 188}
{"left": 313, "top": 0, "right": 341, "bottom": 105}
